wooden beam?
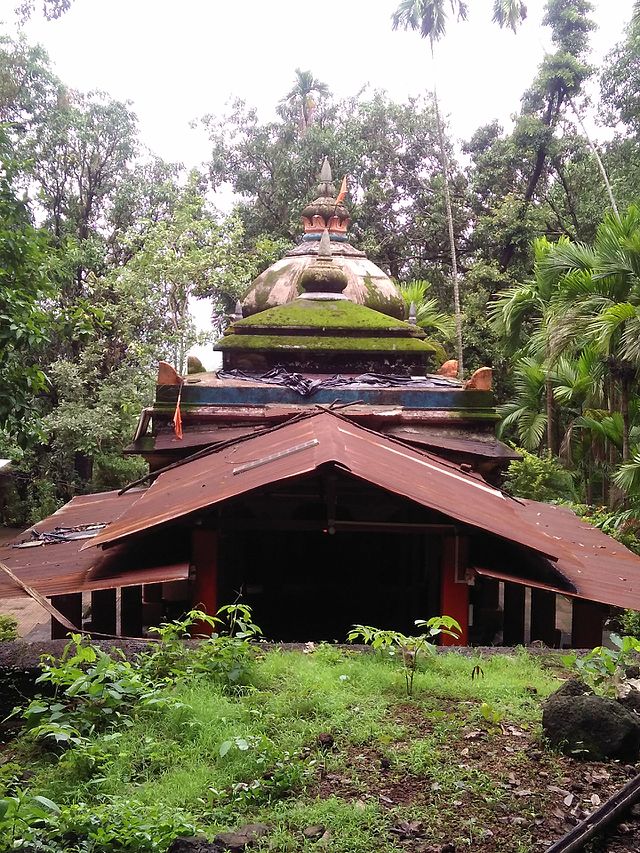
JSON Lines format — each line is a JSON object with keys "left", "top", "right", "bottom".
{"left": 530, "top": 588, "right": 558, "bottom": 647}
{"left": 192, "top": 527, "right": 218, "bottom": 635}
{"left": 503, "top": 582, "right": 526, "bottom": 646}
{"left": 571, "top": 599, "right": 605, "bottom": 649}
{"left": 90, "top": 588, "right": 116, "bottom": 636}
{"left": 121, "top": 585, "right": 143, "bottom": 637}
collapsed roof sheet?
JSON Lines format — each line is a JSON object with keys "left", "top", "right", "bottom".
{"left": 0, "top": 490, "right": 189, "bottom": 599}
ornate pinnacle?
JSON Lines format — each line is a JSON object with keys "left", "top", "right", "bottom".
{"left": 318, "top": 229, "right": 332, "bottom": 258}
{"left": 317, "top": 157, "right": 335, "bottom": 197}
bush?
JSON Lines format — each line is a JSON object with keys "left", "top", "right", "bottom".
{"left": 503, "top": 449, "right": 576, "bottom": 502}
{"left": 0, "top": 615, "right": 17, "bottom": 642}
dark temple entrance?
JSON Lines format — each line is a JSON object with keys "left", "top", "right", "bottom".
{"left": 220, "top": 528, "right": 442, "bottom": 641}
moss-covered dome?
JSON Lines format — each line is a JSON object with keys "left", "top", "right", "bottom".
{"left": 241, "top": 160, "right": 404, "bottom": 319}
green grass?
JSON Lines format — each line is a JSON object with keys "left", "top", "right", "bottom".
{"left": 4, "top": 647, "right": 563, "bottom": 853}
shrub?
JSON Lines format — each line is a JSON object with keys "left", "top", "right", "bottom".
{"left": 0, "top": 615, "right": 17, "bottom": 642}
{"left": 503, "top": 449, "right": 576, "bottom": 502}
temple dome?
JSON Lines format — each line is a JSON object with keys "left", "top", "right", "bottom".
{"left": 241, "top": 159, "right": 404, "bottom": 319}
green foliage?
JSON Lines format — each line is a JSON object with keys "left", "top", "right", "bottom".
{"left": 564, "top": 633, "right": 640, "bottom": 695}
{"left": 143, "top": 605, "right": 262, "bottom": 690}
{"left": 620, "top": 609, "right": 640, "bottom": 640}
{"left": 503, "top": 448, "right": 576, "bottom": 502}
{"left": 0, "top": 129, "right": 53, "bottom": 445}
{"left": 0, "top": 615, "right": 17, "bottom": 641}
{"left": 0, "top": 795, "right": 195, "bottom": 853}
{"left": 347, "top": 616, "right": 461, "bottom": 696}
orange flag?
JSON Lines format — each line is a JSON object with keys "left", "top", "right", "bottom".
{"left": 172, "top": 382, "right": 184, "bottom": 440}
{"left": 335, "top": 175, "right": 348, "bottom": 204}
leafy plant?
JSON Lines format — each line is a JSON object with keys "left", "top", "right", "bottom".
{"left": 143, "top": 605, "right": 262, "bottom": 689}
{"left": 0, "top": 788, "right": 59, "bottom": 848}
{"left": 18, "top": 635, "right": 178, "bottom": 748}
{"left": 347, "top": 616, "right": 461, "bottom": 697}
{"left": 0, "top": 615, "right": 17, "bottom": 642}
{"left": 564, "top": 632, "right": 640, "bottom": 696}
{"left": 2, "top": 796, "right": 196, "bottom": 853}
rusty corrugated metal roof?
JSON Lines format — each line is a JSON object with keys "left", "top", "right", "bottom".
{"left": 81, "top": 412, "right": 640, "bottom": 611}
{"left": 382, "top": 427, "right": 520, "bottom": 460}
{"left": 85, "top": 412, "right": 565, "bottom": 559}
{"left": 0, "top": 490, "right": 189, "bottom": 599}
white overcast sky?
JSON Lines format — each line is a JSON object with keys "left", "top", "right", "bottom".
{"left": 3, "top": 0, "right": 634, "bottom": 170}
{"left": 1, "top": 0, "right": 634, "bottom": 368}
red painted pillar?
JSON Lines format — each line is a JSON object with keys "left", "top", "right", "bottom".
{"left": 191, "top": 527, "right": 218, "bottom": 635}
{"left": 440, "top": 534, "right": 469, "bottom": 646}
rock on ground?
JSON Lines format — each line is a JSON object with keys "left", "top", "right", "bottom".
{"left": 543, "top": 681, "right": 640, "bottom": 762}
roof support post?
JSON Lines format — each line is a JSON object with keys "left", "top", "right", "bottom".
{"left": 191, "top": 526, "right": 218, "bottom": 635}
{"left": 530, "top": 588, "right": 558, "bottom": 647}
{"left": 121, "top": 585, "right": 143, "bottom": 637}
{"left": 571, "top": 599, "right": 605, "bottom": 649}
{"left": 440, "top": 534, "right": 468, "bottom": 646}
{"left": 503, "top": 582, "right": 526, "bottom": 646}
{"left": 90, "top": 588, "right": 116, "bottom": 636}
{"left": 50, "top": 593, "right": 82, "bottom": 639}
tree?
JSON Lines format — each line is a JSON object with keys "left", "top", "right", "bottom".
{"left": 205, "top": 90, "right": 469, "bottom": 293}
{"left": 543, "top": 208, "right": 640, "bottom": 461}
{"left": 280, "top": 69, "right": 329, "bottom": 132}
{"left": 0, "top": 130, "right": 52, "bottom": 444}
{"left": 391, "top": 0, "right": 527, "bottom": 379}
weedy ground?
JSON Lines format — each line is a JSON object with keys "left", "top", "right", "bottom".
{"left": 1, "top": 645, "right": 638, "bottom": 852}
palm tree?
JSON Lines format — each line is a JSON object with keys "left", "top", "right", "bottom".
{"left": 281, "top": 69, "right": 329, "bottom": 132}
{"left": 497, "top": 356, "right": 548, "bottom": 451}
{"left": 399, "top": 280, "right": 456, "bottom": 340}
{"left": 491, "top": 236, "right": 561, "bottom": 453}
{"left": 543, "top": 208, "right": 640, "bottom": 460}
{"left": 391, "top": 1, "right": 526, "bottom": 380}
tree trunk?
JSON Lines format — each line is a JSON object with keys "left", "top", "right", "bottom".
{"left": 621, "top": 375, "right": 631, "bottom": 462}
{"left": 567, "top": 95, "right": 619, "bottom": 218}
{"left": 546, "top": 377, "right": 558, "bottom": 456}
{"left": 433, "top": 91, "right": 464, "bottom": 379}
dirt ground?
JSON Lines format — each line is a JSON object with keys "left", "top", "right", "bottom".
{"left": 312, "top": 699, "right": 640, "bottom": 852}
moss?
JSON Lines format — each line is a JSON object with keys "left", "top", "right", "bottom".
{"left": 232, "top": 299, "right": 417, "bottom": 333}
{"left": 216, "top": 334, "right": 437, "bottom": 353}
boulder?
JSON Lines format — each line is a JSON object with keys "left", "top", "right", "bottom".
{"left": 168, "top": 825, "right": 269, "bottom": 853}
{"left": 543, "top": 685, "right": 640, "bottom": 761}
{"left": 213, "top": 824, "right": 270, "bottom": 851}
{"left": 619, "top": 689, "right": 640, "bottom": 715}
{"left": 168, "top": 839, "right": 218, "bottom": 853}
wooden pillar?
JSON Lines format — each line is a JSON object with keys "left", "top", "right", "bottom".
{"left": 50, "top": 593, "right": 82, "bottom": 639}
{"left": 440, "top": 534, "right": 468, "bottom": 645}
{"left": 191, "top": 527, "right": 218, "bottom": 635}
{"left": 571, "top": 599, "right": 604, "bottom": 649}
{"left": 121, "top": 585, "right": 143, "bottom": 637}
{"left": 503, "top": 583, "right": 526, "bottom": 646}
{"left": 90, "top": 588, "right": 116, "bottom": 636}
{"left": 530, "top": 588, "right": 557, "bottom": 647}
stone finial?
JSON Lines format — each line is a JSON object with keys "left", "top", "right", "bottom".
{"left": 298, "top": 229, "right": 348, "bottom": 300}
{"left": 318, "top": 228, "right": 332, "bottom": 258}
{"left": 233, "top": 300, "right": 243, "bottom": 321}
{"left": 408, "top": 302, "right": 417, "bottom": 326}
{"left": 317, "top": 157, "right": 335, "bottom": 197}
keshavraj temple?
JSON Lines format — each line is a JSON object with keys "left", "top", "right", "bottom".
{"left": 2, "top": 160, "right": 640, "bottom": 647}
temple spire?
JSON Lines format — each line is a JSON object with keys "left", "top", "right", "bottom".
{"left": 318, "top": 157, "right": 334, "bottom": 197}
